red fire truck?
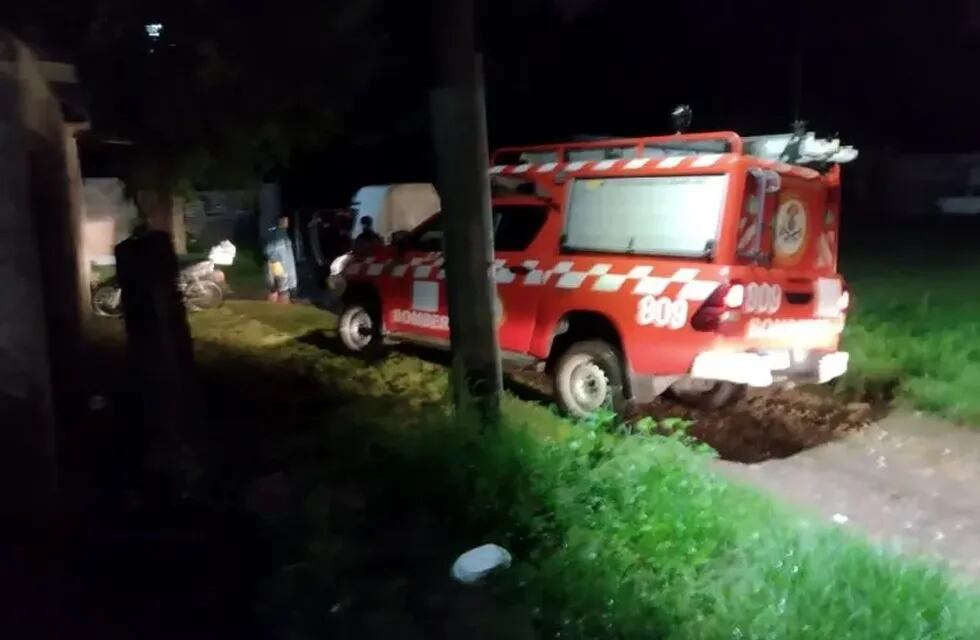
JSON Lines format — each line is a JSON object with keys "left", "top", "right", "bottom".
{"left": 329, "top": 128, "right": 857, "bottom": 416}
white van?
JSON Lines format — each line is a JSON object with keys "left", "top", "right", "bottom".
{"left": 350, "top": 183, "right": 440, "bottom": 242}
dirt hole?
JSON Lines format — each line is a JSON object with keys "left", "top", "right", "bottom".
{"left": 631, "top": 388, "right": 873, "bottom": 463}
{"left": 509, "top": 364, "right": 875, "bottom": 464}
{"left": 286, "top": 340, "right": 876, "bottom": 466}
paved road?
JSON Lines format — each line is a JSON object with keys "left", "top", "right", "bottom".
{"left": 716, "top": 412, "right": 980, "bottom": 580}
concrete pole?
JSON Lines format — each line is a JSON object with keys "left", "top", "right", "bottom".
{"left": 429, "top": 0, "right": 502, "bottom": 427}
{"left": 64, "top": 123, "right": 91, "bottom": 325}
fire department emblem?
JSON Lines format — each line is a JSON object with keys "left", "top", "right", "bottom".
{"left": 774, "top": 199, "right": 807, "bottom": 264}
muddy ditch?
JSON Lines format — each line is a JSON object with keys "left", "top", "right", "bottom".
{"left": 290, "top": 335, "right": 875, "bottom": 466}
{"left": 631, "top": 389, "right": 874, "bottom": 464}
{"left": 508, "top": 367, "right": 873, "bottom": 464}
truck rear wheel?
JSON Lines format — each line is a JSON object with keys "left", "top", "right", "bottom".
{"left": 554, "top": 340, "right": 627, "bottom": 418}
{"left": 670, "top": 379, "right": 746, "bottom": 410}
{"left": 338, "top": 303, "right": 383, "bottom": 359}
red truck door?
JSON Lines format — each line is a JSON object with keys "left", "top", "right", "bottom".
{"left": 733, "top": 169, "right": 845, "bottom": 353}
{"left": 378, "top": 202, "right": 554, "bottom": 353}
{"left": 382, "top": 215, "right": 451, "bottom": 338}
{"left": 490, "top": 201, "right": 554, "bottom": 354}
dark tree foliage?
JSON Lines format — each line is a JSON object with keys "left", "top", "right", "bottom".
{"left": 78, "top": 0, "right": 382, "bottom": 194}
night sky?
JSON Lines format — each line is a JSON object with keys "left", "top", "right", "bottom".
{"left": 449, "top": 1, "right": 979, "bottom": 151}
{"left": 297, "top": 0, "right": 980, "bottom": 204}
{"left": 7, "top": 0, "right": 980, "bottom": 204}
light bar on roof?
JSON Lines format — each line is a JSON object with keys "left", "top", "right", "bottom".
{"left": 743, "top": 132, "right": 859, "bottom": 164}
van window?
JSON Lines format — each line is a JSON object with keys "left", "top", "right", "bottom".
{"left": 563, "top": 175, "right": 729, "bottom": 257}
{"left": 405, "top": 205, "right": 547, "bottom": 253}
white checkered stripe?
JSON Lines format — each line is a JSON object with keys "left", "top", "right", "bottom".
{"left": 489, "top": 154, "right": 738, "bottom": 176}
{"left": 737, "top": 214, "right": 760, "bottom": 252}
{"left": 532, "top": 262, "right": 718, "bottom": 300}
{"left": 815, "top": 230, "right": 836, "bottom": 269}
{"left": 488, "top": 153, "right": 821, "bottom": 180}
{"left": 346, "top": 256, "right": 720, "bottom": 301}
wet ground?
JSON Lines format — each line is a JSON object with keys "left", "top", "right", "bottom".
{"left": 717, "top": 411, "right": 980, "bottom": 581}
{"left": 509, "top": 365, "right": 873, "bottom": 464}
{"left": 237, "top": 283, "right": 874, "bottom": 466}
{"left": 636, "top": 388, "right": 873, "bottom": 463}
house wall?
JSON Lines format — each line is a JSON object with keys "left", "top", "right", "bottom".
{"left": 184, "top": 188, "right": 257, "bottom": 248}
{"left": 82, "top": 183, "right": 267, "bottom": 261}
{"left": 82, "top": 177, "right": 137, "bottom": 263}
{"left": 0, "top": 34, "right": 86, "bottom": 523}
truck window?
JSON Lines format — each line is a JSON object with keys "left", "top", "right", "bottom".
{"left": 493, "top": 205, "right": 547, "bottom": 251}
{"left": 563, "top": 175, "right": 729, "bottom": 257}
{"left": 403, "top": 205, "right": 547, "bottom": 253}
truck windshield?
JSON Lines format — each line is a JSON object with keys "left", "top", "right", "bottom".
{"left": 563, "top": 175, "right": 729, "bottom": 258}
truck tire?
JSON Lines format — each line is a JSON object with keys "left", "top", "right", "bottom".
{"left": 337, "top": 302, "right": 383, "bottom": 360}
{"left": 553, "top": 340, "right": 627, "bottom": 418}
{"left": 670, "top": 380, "right": 746, "bottom": 410}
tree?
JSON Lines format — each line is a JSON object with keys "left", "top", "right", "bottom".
{"left": 77, "top": 0, "right": 382, "bottom": 241}
{"left": 427, "top": 0, "right": 598, "bottom": 427}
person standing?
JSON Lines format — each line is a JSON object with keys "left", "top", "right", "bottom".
{"left": 264, "top": 214, "right": 297, "bottom": 303}
{"left": 353, "top": 215, "right": 382, "bottom": 253}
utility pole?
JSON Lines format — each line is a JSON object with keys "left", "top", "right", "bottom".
{"left": 429, "top": 0, "right": 502, "bottom": 427}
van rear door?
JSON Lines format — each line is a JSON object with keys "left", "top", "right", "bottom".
{"left": 732, "top": 169, "right": 845, "bottom": 351}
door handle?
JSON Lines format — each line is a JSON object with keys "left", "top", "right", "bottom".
{"left": 508, "top": 265, "right": 531, "bottom": 275}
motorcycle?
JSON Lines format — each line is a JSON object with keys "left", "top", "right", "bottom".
{"left": 92, "top": 241, "right": 237, "bottom": 318}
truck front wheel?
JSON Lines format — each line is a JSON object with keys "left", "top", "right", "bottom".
{"left": 338, "top": 303, "right": 383, "bottom": 359}
{"left": 554, "top": 340, "right": 627, "bottom": 418}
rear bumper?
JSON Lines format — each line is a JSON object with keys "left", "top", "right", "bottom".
{"left": 690, "top": 350, "right": 849, "bottom": 387}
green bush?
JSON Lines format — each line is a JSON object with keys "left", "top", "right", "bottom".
{"left": 191, "top": 303, "right": 980, "bottom": 639}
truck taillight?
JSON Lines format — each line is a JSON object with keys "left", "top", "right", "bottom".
{"left": 723, "top": 284, "right": 745, "bottom": 308}
{"left": 691, "top": 283, "right": 741, "bottom": 332}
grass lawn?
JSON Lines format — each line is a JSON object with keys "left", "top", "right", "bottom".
{"left": 839, "top": 222, "right": 980, "bottom": 424}
{"left": 185, "top": 301, "right": 980, "bottom": 639}
{"left": 222, "top": 247, "right": 269, "bottom": 298}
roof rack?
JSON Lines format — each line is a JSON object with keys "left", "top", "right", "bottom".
{"left": 743, "top": 132, "right": 858, "bottom": 165}
{"left": 492, "top": 130, "right": 857, "bottom": 171}
{"left": 491, "top": 131, "right": 743, "bottom": 166}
